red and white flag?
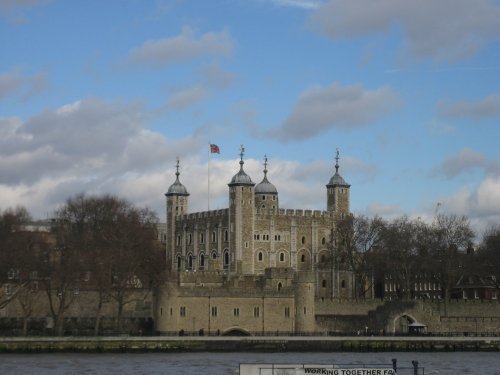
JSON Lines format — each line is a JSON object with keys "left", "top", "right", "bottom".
{"left": 210, "top": 144, "right": 220, "bottom": 154}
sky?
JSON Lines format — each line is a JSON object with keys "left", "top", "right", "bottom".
{"left": 1, "top": 0, "right": 500, "bottom": 235}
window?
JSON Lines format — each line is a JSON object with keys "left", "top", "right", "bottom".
{"left": 177, "top": 255, "right": 181, "bottom": 270}
{"left": 176, "top": 235, "right": 181, "bottom": 246}
{"left": 277, "top": 282, "right": 282, "bottom": 291}
{"left": 200, "top": 254, "right": 205, "bottom": 270}
{"left": 301, "top": 254, "right": 305, "bottom": 263}
{"left": 254, "top": 307, "right": 260, "bottom": 317}
{"left": 180, "top": 306, "right": 186, "bottom": 317}
{"left": 211, "top": 251, "right": 217, "bottom": 260}
{"left": 321, "top": 237, "right": 326, "bottom": 245}
{"left": 301, "top": 236, "right": 306, "bottom": 244}
{"left": 262, "top": 195, "right": 266, "bottom": 200}
{"left": 212, "top": 231, "right": 217, "bottom": 243}
{"left": 284, "top": 307, "right": 290, "bottom": 318}
{"left": 341, "top": 280, "right": 346, "bottom": 288}
{"left": 279, "top": 252, "right": 285, "bottom": 262}
{"left": 258, "top": 252, "right": 263, "bottom": 261}
{"left": 322, "top": 279, "right": 326, "bottom": 288}
{"left": 223, "top": 251, "right": 229, "bottom": 269}
{"left": 233, "top": 308, "right": 240, "bottom": 317}
{"left": 224, "top": 230, "right": 228, "bottom": 242}
{"left": 303, "top": 307, "right": 307, "bottom": 315}
{"left": 188, "top": 233, "right": 192, "bottom": 245}
{"left": 211, "top": 306, "right": 218, "bottom": 317}
{"left": 200, "top": 233, "right": 204, "bottom": 244}
{"left": 188, "top": 254, "right": 193, "bottom": 270}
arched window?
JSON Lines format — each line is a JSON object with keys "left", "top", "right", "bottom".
{"left": 277, "top": 282, "right": 282, "bottom": 291}
{"left": 188, "top": 254, "right": 193, "bottom": 270}
{"left": 200, "top": 233, "right": 204, "bottom": 244}
{"left": 279, "top": 252, "right": 285, "bottom": 262}
{"left": 211, "top": 251, "right": 217, "bottom": 260}
{"left": 177, "top": 255, "right": 181, "bottom": 270}
{"left": 322, "top": 279, "right": 326, "bottom": 288}
{"left": 188, "top": 233, "right": 192, "bottom": 245}
{"left": 224, "top": 230, "right": 228, "bottom": 242}
{"left": 301, "top": 236, "right": 306, "bottom": 244}
{"left": 223, "top": 250, "right": 229, "bottom": 269}
{"left": 341, "top": 280, "right": 346, "bottom": 288}
{"left": 212, "top": 231, "right": 217, "bottom": 243}
{"left": 258, "top": 252, "right": 263, "bottom": 262}
{"left": 200, "top": 254, "right": 205, "bottom": 270}
{"left": 321, "top": 237, "right": 326, "bottom": 245}
{"left": 301, "top": 254, "right": 305, "bottom": 263}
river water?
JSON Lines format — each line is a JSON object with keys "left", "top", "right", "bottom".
{"left": 1, "top": 352, "right": 499, "bottom": 375}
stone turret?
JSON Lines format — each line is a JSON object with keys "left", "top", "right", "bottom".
{"left": 255, "top": 155, "right": 279, "bottom": 212}
{"left": 166, "top": 158, "right": 189, "bottom": 272}
{"left": 228, "top": 145, "right": 255, "bottom": 275}
{"left": 326, "top": 148, "right": 350, "bottom": 219}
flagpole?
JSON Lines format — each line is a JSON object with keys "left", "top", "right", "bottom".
{"left": 208, "top": 142, "right": 211, "bottom": 211}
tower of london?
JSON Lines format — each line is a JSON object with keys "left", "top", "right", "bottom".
{"left": 155, "top": 147, "right": 356, "bottom": 335}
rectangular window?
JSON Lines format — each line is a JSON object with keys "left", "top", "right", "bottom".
{"left": 233, "top": 308, "right": 240, "bottom": 317}
{"left": 211, "top": 306, "right": 218, "bottom": 317}
{"left": 180, "top": 306, "right": 186, "bottom": 317}
{"left": 254, "top": 307, "right": 260, "bottom": 317}
{"left": 284, "top": 307, "right": 290, "bottom": 318}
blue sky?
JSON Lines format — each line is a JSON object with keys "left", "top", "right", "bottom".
{"left": 1, "top": 0, "right": 500, "bottom": 233}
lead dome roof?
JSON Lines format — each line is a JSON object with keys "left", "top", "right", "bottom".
{"left": 166, "top": 160, "right": 189, "bottom": 196}
{"left": 255, "top": 156, "right": 278, "bottom": 194}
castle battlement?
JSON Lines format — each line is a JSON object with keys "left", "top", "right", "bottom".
{"left": 255, "top": 208, "right": 332, "bottom": 218}
{"left": 179, "top": 208, "right": 229, "bottom": 221}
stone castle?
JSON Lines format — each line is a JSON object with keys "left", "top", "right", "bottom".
{"left": 155, "top": 146, "right": 359, "bottom": 335}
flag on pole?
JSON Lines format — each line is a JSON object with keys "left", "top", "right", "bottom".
{"left": 210, "top": 144, "right": 220, "bottom": 154}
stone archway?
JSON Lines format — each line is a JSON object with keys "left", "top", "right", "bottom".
{"left": 392, "top": 313, "right": 417, "bottom": 335}
{"left": 222, "top": 327, "right": 252, "bottom": 336}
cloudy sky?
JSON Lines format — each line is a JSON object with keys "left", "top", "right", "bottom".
{"left": 1, "top": 0, "right": 500, "bottom": 234}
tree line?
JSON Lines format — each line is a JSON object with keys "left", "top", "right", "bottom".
{"left": 0, "top": 194, "right": 165, "bottom": 336}
{"left": 329, "top": 214, "right": 500, "bottom": 304}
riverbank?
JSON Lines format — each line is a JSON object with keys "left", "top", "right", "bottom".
{"left": 1, "top": 336, "right": 500, "bottom": 353}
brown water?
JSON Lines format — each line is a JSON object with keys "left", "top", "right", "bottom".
{"left": 0, "top": 352, "right": 499, "bottom": 374}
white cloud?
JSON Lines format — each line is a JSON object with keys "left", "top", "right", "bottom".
{"left": 308, "top": 0, "right": 500, "bottom": 61}
{"left": 365, "top": 202, "right": 402, "bottom": 219}
{"left": 161, "top": 63, "right": 234, "bottom": 112}
{"left": 0, "top": 68, "right": 48, "bottom": 100}
{"left": 440, "top": 176, "right": 500, "bottom": 232}
{"left": 0, "top": 0, "right": 47, "bottom": 14}
{"left": 266, "top": 0, "right": 322, "bottom": 9}
{"left": 433, "top": 148, "right": 488, "bottom": 179}
{"left": 129, "top": 26, "right": 233, "bottom": 66}
{"left": 432, "top": 148, "right": 500, "bottom": 179}
{"left": 438, "top": 94, "right": 500, "bottom": 119}
{"left": 164, "top": 86, "right": 208, "bottom": 110}
{"left": 0, "top": 98, "right": 202, "bottom": 217}
{"left": 268, "top": 83, "right": 400, "bottom": 141}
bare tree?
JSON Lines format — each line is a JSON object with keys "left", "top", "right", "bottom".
{"left": 430, "top": 214, "right": 474, "bottom": 306}
{"left": 380, "top": 217, "right": 428, "bottom": 299}
{"left": 0, "top": 207, "right": 48, "bottom": 335}
{"left": 334, "top": 215, "right": 385, "bottom": 301}
{"left": 50, "top": 194, "right": 165, "bottom": 334}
